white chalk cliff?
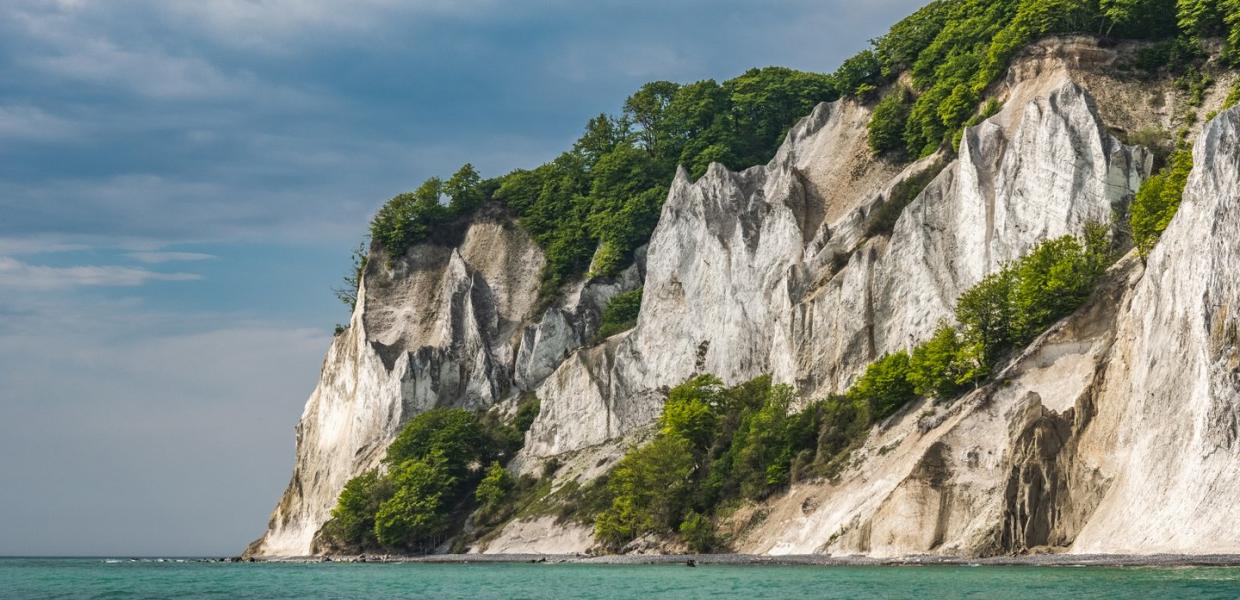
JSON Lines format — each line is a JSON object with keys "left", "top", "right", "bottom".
{"left": 249, "top": 40, "right": 1240, "bottom": 558}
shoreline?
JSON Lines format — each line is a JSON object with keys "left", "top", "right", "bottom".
{"left": 255, "top": 553, "right": 1240, "bottom": 568}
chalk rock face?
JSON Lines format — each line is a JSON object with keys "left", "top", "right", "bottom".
{"left": 252, "top": 38, "right": 1240, "bottom": 559}
{"left": 523, "top": 82, "right": 1149, "bottom": 460}
{"left": 246, "top": 217, "right": 637, "bottom": 557}
{"left": 1069, "top": 106, "right": 1240, "bottom": 553}
{"left": 739, "top": 108, "right": 1240, "bottom": 557}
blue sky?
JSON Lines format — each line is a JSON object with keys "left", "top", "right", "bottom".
{"left": 0, "top": 0, "right": 924, "bottom": 556}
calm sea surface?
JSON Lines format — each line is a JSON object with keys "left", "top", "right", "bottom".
{"left": 4, "top": 558, "right": 1240, "bottom": 599}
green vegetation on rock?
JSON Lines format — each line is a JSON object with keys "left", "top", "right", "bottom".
{"left": 1131, "top": 147, "right": 1195, "bottom": 257}
{"left": 596, "top": 289, "right": 644, "bottom": 341}
{"left": 589, "top": 225, "right": 1116, "bottom": 553}
{"left": 319, "top": 398, "right": 536, "bottom": 554}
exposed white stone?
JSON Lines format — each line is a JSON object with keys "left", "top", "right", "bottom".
{"left": 253, "top": 39, "right": 1240, "bottom": 559}
{"left": 524, "top": 81, "right": 1149, "bottom": 460}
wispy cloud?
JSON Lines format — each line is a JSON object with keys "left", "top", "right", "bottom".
{"left": 0, "top": 105, "right": 80, "bottom": 142}
{"left": 126, "top": 251, "right": 216, "bottom": 264}
{"left": 0, "top": 256, "right": 201, "bottom": 290}
{"left": 0, "top": 236, "right": 91, "bottom": 255}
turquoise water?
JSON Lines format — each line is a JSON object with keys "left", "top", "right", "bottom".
{"left": 4, "top": 559, "right": 1240, "bottom": 599}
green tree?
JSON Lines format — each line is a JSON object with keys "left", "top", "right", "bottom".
{"left": 321, "top": 469, "right": 392, "bottom": 548}
{"left": 384, "top": 408, "right": 490, "bottom": 482}
{"left": 444, "top": 163, "right": 484, "bottom": 214}
{"left": 833, "top": 49, "right": 883, "bottom": 98}
{"left": 1131, "top": 147, "right": 1193, "bottom": 257}
{"left": 624, "top": 81, "right": 682, "bottom": 161}
{"left": 1101, "top": 0, "right": 1179, "bottom": 37}
{"left": 678, "top": 510, "right": 721, "bottom": 553}
{"left": 373, "top": 456, "right": 456, "bottom": 550}
{"left": 815, "top": 394, "right": 873, "bottom": 466}
{"left": 847, "top": 351, "right": 916, "bottom": 419}
{"left": 574, "top": 114, "right": 630, "bottom": 167}
{"left": 907, "top": 324, "right": 968, "bottom": 399}
{"left": 334, "top": 241, "right": 369, "bottom": 311}
{"left": 474, "top": 461, "right": 512, "bottom": 518}
{"left": 594, "top": 434, "right": 697, "bottom": 550}
{"left": 868, "top": 87, "right": 913, "bottom": 156}
{"left": 874, "top": 0, "right": 954, "bottom": 77}
{"left": 1009, "top": 236, "right": 1095, "bottom": 344}
{"left": 369, "top": 176, "right": 448, "bottom": 260}
{"left": 955, "top": 267, "right": 1016, "bottom": 366}
{"left": 1177, "top": 0, "right": 1226, "bottom": 38}
{"left": 660, "top": 374, "right": 724, "bottom": 451}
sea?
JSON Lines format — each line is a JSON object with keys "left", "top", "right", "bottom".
{"left": 4, "top": 558, "right": 1240, "bottom": 599}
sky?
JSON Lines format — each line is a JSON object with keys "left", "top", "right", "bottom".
{"left": 0, "top": 0, "right": 925, "bottom": 557}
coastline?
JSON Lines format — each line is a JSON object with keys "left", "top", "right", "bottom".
{"left": 256, "top": 553, "right": 1240, "bottom": 567}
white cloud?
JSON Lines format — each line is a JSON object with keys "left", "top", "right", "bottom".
{"left": 0, "top": 236, "right": 91, "bottom": 255}
{"left": 0, "top": 256, "right": 201, "bottom": 290}
{"left": 158, "top": 0, "right": 501, "bottom": 52}
{"left": 126, "top": 251, "right": 216, "bottom": 264}
{"left": 0, "top": 105, "right": 81, "bottom": 141}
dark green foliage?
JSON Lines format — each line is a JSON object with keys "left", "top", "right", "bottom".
{"left": 513, "top": 395, "right": 541, "bottom": 434}
{"left": 596, "top": 289, "right": 644, "bottom": 341}
{"left": 373, "top": 456, "right": 457, "bottom": 550}
{"left": 908, "top": 324, "right": 969, "bottom": 400}
{"left": 474, "top": 461, "right": 513, "bottom": 521}
{"left": 832, "top": 50, "right": 883, "bottom": 99}
{"left": 369, "top": 164, "right": 487, "bottom": 261}
{"left": 956, "top": 224, "right": 1114, "bottom": 368}
{"left": 842, "top": 0, "right": 1221, "bottom": 159}
{"left": 594, "top": 434, "right": 697, "bottom": 550}
{"left": 678, "top": 510, "right": 721, "bottom": 553}
{"left": 955, "top": 268, "right": 1018, "bottom": 368}
{"left": 1175, "top": 0, "right": 1232, "bottom": 40}
{"left": 812, "top": 395, "right": 873, "bottom": 474}
{"left": 864, "top": 159, "right": 947, "bottom": 237}
{"left": 384, "top": 409, "right": 491, "bottom": 481}
{"left": 847, "top": 352, "right": 916, "bottom": 420}
{"left": 1224, "top": 80, "right": 1240, "bottom": 109}
{"left": 321, "top": 406, "right": 531, "bottom": 553}
{"left": 874, "top": 1, "right": 954, "bottom": 77}
{"left": 485, "top": 67, "right": 836, "bottom": 293}
{"left": 1008, "top": 230, "right": 1112, "bottom": 344}
{"left": 868, "top": 87, "right": 913, "bottom": 156}
{"left": 1131, "top": 147, "right": 1194, "bottom": 257}
{"left": 1101, "top": 0, "right": 1179, "bottom": 38}
{"left": 320, "top": 469, "right": 391, "bottom": 550}
{"left": 659, "top": 374, "right": 723, "bottom": 450}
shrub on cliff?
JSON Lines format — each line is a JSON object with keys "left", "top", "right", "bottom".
{"left": 907, "top": 324, "right": 969, "bottom": 400}
{"left": 847, "top": 351, "right": 916, "bottom": 420}
{"left": 373, "top": 456, "right": 457, "bottom": 550}
{"left": 320, "top": 407, "right": 530, "bottom": 553}
{"left": 596, "top": 289, "right": 644, "bottom": 341}
{"left": 369, "top": 164, "right": 486, "bottom": 261}
{"left": 1131, "top": 147, "right": 1193, "bottom": 257}
{"left": 868, "top": 87, "right": 913, "bottom": 156}
{"left": 594, "top": 434, "right": 697, "bottom": 550}
{"left": 320, "top": 469, "right": 391, "bottom": 549}
{"left": 474, "top": 461, "right": 513, "bottom": 522}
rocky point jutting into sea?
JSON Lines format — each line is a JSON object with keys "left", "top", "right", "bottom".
{"left": 246, "top": 34, "right": 1240, "bottom": 559}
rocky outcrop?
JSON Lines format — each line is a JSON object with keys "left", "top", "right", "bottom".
{"left": 523, "top": 80, "right": 1149, "bottom": 461}
{"left": 1069, "top": 105, "right": 1240, "bottom": 553}
{"left": 246, "top": 216, "right": 639, "bottom": 557}
{"left": 738, "top": 107, "right": 1240, "bottom": 557}
{"left": 252, "top": 37, "right": 1240, "bottom": 559}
